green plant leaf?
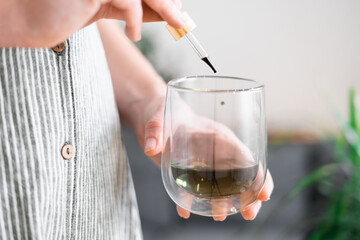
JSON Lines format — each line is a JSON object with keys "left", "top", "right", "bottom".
{"left": 349, "top": 88, "right": 360, "bottom": 167}
{"left": 288, "top": 163, "right": 339, "bottom": 199}
{"left": 264, "top": 89, "right": 360, "bottom": 240}
{"left": 327, "top": 92, "right": 360, "bottom": 167}
{"left": 349, "top": 88, "right": 358, "bottom": 133}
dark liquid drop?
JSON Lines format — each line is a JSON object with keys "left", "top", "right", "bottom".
{"left": 201, "top": 57, "right": 217, "bottom": 73}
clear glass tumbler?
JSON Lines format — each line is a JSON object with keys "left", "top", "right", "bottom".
{"left": 161, "top": 76, "right": 267, "bottom": 217}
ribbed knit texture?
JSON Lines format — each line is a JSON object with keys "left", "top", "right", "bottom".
{"left": 0, "top": 23, "right": 142, "bottom": 239}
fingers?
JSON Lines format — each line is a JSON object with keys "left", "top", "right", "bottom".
{"left": 141, "top": 2, "right": 162, "bottom": 22}
{"left": 144, "top": 101, "right": 165, "bottom": 156}
{"left": 240, "top": 170, "right": 273, "bottom": 221}
{"left": 144, "top": 0, "right": 186, "bottom": 28}
{"left": 176, "top": 193, "right": 230, "bottom": 221}
{"left": 175, "top": 170, "right": 272, "bottom": 222}
{"left": 105, "top": 0, "right": 184, "bottom": 40}
{"left": 124, "top": 0, "right": 143, "bottom": 41}
{"left": 211, "top": 198, "right": 232, "bottom": 221}
{"left": 141, "top": 0, "right": 182, "bottom": 22}
{"left": 176, "top": 205, "right": 190, "bottom": 219}
{"left": 257, "top": 170, "right": 274, "bottom": 201}
{"left": 144, "top": 120, "right": 163, "bottom": 155}
{"left": 176, "top": 190, "right": 193, "bottom": 219}
{"left": 112, "top": 0, "right": 143, "bottom": 41}
{"left": 241, "top": 200, "right": 262, "bottom": 221}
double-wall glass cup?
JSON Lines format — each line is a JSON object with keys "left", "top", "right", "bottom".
{"left": 161, "top": 76, "right": 267, "bottom": 217}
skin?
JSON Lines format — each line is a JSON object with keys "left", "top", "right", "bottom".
{"left": 0, "top": 0, "right": 185, "bottom": 47}
{"left": 1, "top": 0, "right": 274, "bottom": 220}
{"left": 98, "top": 20, "right": 274, "bottom": 221}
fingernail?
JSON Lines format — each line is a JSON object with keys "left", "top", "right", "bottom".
{"left": 171, "top": 6, "right": 186, "bottom": 27}
{"left": 134, "top": 33, "right": 141, "bottom": 42}
{"left": 132, "top": 29, "right": 142, "bottom": 42}
{"left": 177, "top": 12, "right": 186, "bottom": 26}
{"left": 213, "top": 216, "right": 226, "bottom": 221}
{"left": 179, "top": 212, "right": 190, "bottom": 219}
{"left": 144, "top": 138, "right": 157, "bottom": 153}
{"left": 242, "top": 201, "right": 261, "bottom": 221}
{"left": 177, "top": 207, "right": 190, "bottom": 219}
{"left": 254, "top": 205, "right": 260, "bottom": 215}
{"left": 251, "top": 202, "right": 262, "bottom": 220}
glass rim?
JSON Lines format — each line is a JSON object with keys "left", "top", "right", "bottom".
{"left": 167, "top": 75, "right": 264, "bottom": 93}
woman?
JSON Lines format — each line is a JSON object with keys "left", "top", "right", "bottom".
{"left": 0, "top": 0, "right": 274, "bottom": 239}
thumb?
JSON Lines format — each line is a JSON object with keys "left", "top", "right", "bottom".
{"left": 144, "top": 102, "right": 164, "bottom": 156}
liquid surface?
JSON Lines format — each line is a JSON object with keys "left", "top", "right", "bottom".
{"left": 171, "top": 160, "right": 258, "bottom": 198}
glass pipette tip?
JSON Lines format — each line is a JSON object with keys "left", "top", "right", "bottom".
{"left": 184, "top": 32, "right": 217, "bottom": 73}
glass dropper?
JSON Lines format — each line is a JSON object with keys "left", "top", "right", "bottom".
{"left": 166, "top": 12, "right": 217, "bottom": 73}
{"left": 184, "top": 32, "right": 216, "bottom": 73}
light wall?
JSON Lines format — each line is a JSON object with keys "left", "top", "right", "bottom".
{"left": 140, "top": 0, "right": 360, "bottom": 133}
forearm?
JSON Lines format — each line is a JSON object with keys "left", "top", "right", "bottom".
{"left": 0, "top": 0, "right": 97, "bottom": 47}
{"left": 97, "top": 19, "right": 167, "bottom": 132}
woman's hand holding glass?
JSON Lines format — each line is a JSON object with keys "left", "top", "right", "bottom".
{"left": 136, "top": 77, "right": 274, "bottom": 221}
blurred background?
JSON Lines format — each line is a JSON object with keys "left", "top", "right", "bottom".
{"left": 121, "top": 0, "right": 360, "bottom": 239}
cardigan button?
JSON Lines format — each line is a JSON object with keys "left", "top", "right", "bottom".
{"left": 51, "top": 41, "right": 66, "bottom": 54}
{"left": 61, "top": 144, "right": 75, "bottom": 159}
